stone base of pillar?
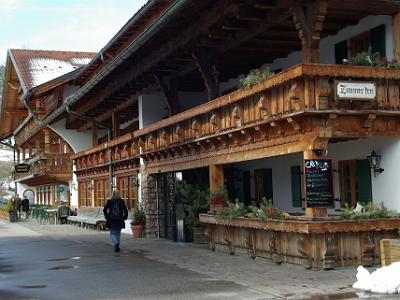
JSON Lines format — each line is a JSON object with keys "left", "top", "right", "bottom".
{"left": 141, "top": 172, "right": 158, "bottom": 238}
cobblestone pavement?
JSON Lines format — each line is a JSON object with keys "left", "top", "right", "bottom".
{"left": 1, "top": 219, "right": 399, "bottom": 299}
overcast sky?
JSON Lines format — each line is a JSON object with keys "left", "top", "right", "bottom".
{"left": 0, "top": 0, "right": 148, "bottom": 64}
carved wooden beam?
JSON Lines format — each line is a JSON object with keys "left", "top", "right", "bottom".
{"left": 363, "top": 113, "right": 376, "bottom": 129}
{"left": 286, "top": 117, "right": 300, "bottom": 131}
{"left": 291, "top": 1, "right": 327, "bottom": 63}
{"left": 269, "top": 121, "right": 281, "bottom": 135}
{"left": 228, "top": 132, "right": 241, "bottom": 145}
{"left": 192, "top": 50, "right": 219, "bottom": 101}
{"left": 155, "top": 73, "right": 179, "bottom": 116}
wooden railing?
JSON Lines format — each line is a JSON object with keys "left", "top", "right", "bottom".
{"left": 14, "top": 117, "right": 41, "bottom": 146}
{"left": 72, "top": 133, "right": 137, "bottom": 171}
{"left": 14, "top": 153, "right": 72, "bottom": 180}
{"left": 73, "top": 64, "right": 400, "bottom": 171}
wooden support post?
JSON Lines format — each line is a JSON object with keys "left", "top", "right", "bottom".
{"left": 303, "top": 149, "right": 328, "bottom": 218}
{"left": 22, "top": 148, "right": 25, "bottom": 161}
{"left": 155, "top": 74, "right": 180, "bottom": 116}
{"left": 35, "top": 139, "right": 41, "bottom": 155}
{"left": 51, "top": 185, "right": 55, "bottom": 206}
{"left": 44, "top": 129, "right": 50, "bottom": 153}
{"left": 92, "top": 123, "right": 98, "bottom": 147}
{"left": 192, "top": 51, "right": 219, "bottom": 101}
{"left": 393, "top": 13, "right": 400, "bottom": 62}
{"left": 112, "top": 111, "right": 120, "bottom": 139}
{"left": 209, "top": 165, "right": 225, "bottom": 213}
{"left": 292, "top": 1, "right": 327, "bottom": 63}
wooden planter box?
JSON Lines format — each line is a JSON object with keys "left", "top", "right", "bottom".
{"left": 380, "top": 239, "right": 400, "bottom": 266}
{"left": 199, "top": 214, "right": 400, "bottom": 269}
{"left": 0, "top": 210, "right": 17, "bottom": 222}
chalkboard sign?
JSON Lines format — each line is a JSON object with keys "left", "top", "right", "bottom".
{"left": 304, "top": 159, "right": 334, "bottom": 208}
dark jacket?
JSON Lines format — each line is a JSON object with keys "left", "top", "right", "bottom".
{"left": 21, "top": 198, "right": 29, "bottom": 212}
{"left": 103, "top": 198, "right": 128, "bottom": 229}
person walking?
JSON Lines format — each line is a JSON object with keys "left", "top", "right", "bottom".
{"left": 15, "top": 195, "right": 22, "bottom": 220}
{"left": 21, "top": 196, "right": 30, "bottom": 219}
{"left": 103, "top": 191, "right": 128, "bottom": 253}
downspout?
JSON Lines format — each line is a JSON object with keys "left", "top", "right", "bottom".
{"left": 65, "top": 107, "right": 114, "bottom": 195}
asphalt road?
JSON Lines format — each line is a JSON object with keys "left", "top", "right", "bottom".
{"left": 0, "top": 229, "right": 265, "bottom": 300}
{"left": 2, "top": 221, "right": 400, "bottom": 300}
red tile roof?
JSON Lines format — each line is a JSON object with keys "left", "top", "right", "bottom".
{"left": 9, "top": 49, "right": 97, "bottom": 91}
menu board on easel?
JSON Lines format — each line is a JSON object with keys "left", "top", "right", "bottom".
{"left": 304, "top": 159, "right": 334, "bottom": 208}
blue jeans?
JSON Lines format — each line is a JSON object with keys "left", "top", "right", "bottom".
{"left": 109, "top": 228, "right": 121, "bottom": 246}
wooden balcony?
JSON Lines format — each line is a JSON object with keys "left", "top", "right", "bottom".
{"left": 72, "top": 133, "right": 139, "bottom": 179}
{"left": 14, "top": 116, "right": 40, "bottom": 146}
{"left": 14, "top": 153, "right": 72, "bottom": 185}
{"left": 73, "top": 64, "right": 400, "bottom": 175}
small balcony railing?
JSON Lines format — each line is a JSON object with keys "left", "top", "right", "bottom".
{"left": 14, "top": 153, "right": 72, "bottom": 181}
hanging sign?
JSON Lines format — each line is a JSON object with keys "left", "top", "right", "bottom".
{"left": 335, "top": 80, "right": 376, "bottom": 100}
{"left": 304, "top": 159, "right": 334, "bottom": 208}
{"left": 14, "top": 163, "right": 30, "bottom": 173}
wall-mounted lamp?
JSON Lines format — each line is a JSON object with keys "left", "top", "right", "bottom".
{"left": 367, "top": 150, "right": 384, "bottom": 177}
{"left": 175, "top": 172, "right": 183, "bottom": 182}
{"left": 313, "top": 149, "right": 328, "bottom": 157}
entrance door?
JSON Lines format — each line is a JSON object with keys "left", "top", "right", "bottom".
{"left": 157, "top": 173, "right": 176, "bottom": 241}
{"left": 339, "top": 159, "right": 372, "bottom": 207}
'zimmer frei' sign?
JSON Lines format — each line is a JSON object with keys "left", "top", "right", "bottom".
{"left": 335, "top": 81, "right": 376, "bottom": 100}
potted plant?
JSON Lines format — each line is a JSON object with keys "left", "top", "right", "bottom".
{"left": 130, "top": 209, "right": 145, "bottom": 238}
{"left": 209, "top": 185, "right": 228, "bottom": 214}
{"left": 7, "top": 200, "right": 17, "bottom": 222}
{"left": 176, "top": 182, "right": 209, "bottom": 243}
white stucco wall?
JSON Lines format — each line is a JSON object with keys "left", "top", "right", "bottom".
{"left": 139, "top": 93, "right": 169, "bottom": 129}
{"left": 328, "top": 137, "right": 400, "bottom": 211}
{"left": 139, "top": 92, "right": 208, "bottom": 129}
{"left": 16, "top": 183, "right": 36, "bottom": 204}
{"left": 49, "top": 118, "right": 98, "bottom": 153}
{"left": 230, "top": 137, "right": 400, "bottom": 214}
{"left": 69, "top": 170, "right": 78, "bottom": 208}
{"left": 235, "top": 153, "right": 304, "bottom": 213}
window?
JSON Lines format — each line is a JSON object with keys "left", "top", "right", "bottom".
{"left": 116, "top": 175, "right": 138, "bottom": 210}
{"left": 94, "top": 179, "right": 110, "bottom": 207}
{"left": 79, "top": 181, "right": 93, "bottom": 207}
{"left": 118, "top": 177, "right": 129, "bottom": 209}
{"left": 130, "top": 175, "right": 138, "bottom": 210}
{"left": 254, "top": 169, "right": 273, "bottom": 204}
{"left": 334, "top": 24, "right": 386, "bottom": 64}
{"left": 339, "top": 160, "right": 372, "bottom": 207}
{"left": 96, "top": 180, "right": 104, "bottom": 207}
{"left": 291, "top": 166, "right": 303, "bottom": 208}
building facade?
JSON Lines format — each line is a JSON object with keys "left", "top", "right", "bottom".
{"left": 2, "top": 1, "right": 400, "bottom": 261}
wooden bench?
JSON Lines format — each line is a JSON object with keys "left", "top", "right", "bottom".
{"left": 67, "top": 207, "right": 106, "bottom": 230}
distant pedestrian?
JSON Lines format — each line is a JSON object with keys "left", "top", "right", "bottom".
{"left": 21, "top": 196, "right": 30, "bottom": 219}
{"left": 103, "top": 191, "right": 128, "bottom": 253}
{"left": 15, "top": 195, "right": 22, "bottom": 220}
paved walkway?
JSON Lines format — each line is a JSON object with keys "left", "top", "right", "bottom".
{"left": 0, "top": 219, "right": 395, "bottom": 299}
